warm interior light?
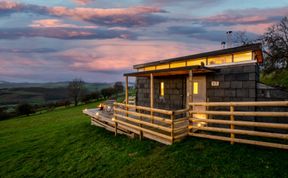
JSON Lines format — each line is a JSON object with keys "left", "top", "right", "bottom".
{"left": 208, "top": 54, "right": 232, "bottom": 65}
{"left": 144, "top": 66, "right": 156, "bottom": 71}
{"left": 187, "top": 58, "right": 206, "bottom": 66}
{"left": 233, "top": 51, "right": 252, "bottom": 62}
{"left": 160, "top": 81, "right": 165, "bottom": 96}
{"left": 112, "top": 117, "right": 115, "bottom": 121}
{"left": 170, "top": 61, "right": 186, "bottom": 68}
{"left": 156, "top": 64, "right": 169, "bottom": 70}
{"left": 96, "top": 112, "right": 99, "bottom": 116}
{"left": 193, "top": 82, "right": 198, "bottom": 94}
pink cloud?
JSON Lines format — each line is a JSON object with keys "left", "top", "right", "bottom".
{"left": 198, "top": 6, "right": 288, "bottom": 27}
{"left": 56, "top": 39, "right": 216, "bottom": 73}
{"left": 72, "top": 0, "right": 91, "bottom": 5}
{"left": 29, "top": 19, "right": 97, "bottom": 28}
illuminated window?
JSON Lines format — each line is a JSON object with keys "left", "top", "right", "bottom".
{"left": 144, "top": 66, "right": 156, "bottom": 71}
{"left": 233, "top": 51, "right": 252, "bottom": 62}
{"left": 160, "top": 82, "right": 165, "bottom": 96}
{"left": 156, "top": 64, "right": 169, "bottom": 70}
{"left": 208, "top": 55, "right": 232, "bottom": 65}
{"left": 187, "top": 58, "right": 206, "bottom": 66}
{"left": 193, "top": 82, "right": 198, "bottom": 94}
{"left": 138, "top": 68, "right": 145, "bottom": 72}
{"left": 170, "top": 61, "right": 186, "bottom": 68}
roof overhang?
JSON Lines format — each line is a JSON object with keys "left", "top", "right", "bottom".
{"left": 133, "top": 43, "right": 262, "bottom": 69}
{"left": 124, "top": 65, "right": 218, "bottom": 77}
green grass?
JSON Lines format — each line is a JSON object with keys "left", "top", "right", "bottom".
{"left": 1, "top": 102, "right": 288, "bottom": 178}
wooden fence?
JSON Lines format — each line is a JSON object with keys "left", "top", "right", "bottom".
{"left": 113, "top": 103, "right": 188, "bottom": 145}
{"left": 189, "top": 101, "right": 288, "bottom": 149}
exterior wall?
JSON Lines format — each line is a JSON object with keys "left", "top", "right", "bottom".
{"left": 136, "top": 76, "right": 186, "bottom": 111}
{"left": 205, "top": 63, "right": 259, "bottom": 128}
{"left": 206, "top": 63, "right": 258, "bottom": 103}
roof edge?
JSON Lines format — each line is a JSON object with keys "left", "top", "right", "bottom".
{"left": 133, "top": 43, "right": 262, "bottom": 69}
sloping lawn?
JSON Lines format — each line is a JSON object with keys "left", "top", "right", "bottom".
{"left": 1, "top": 102, "right": 288, "bottom": 178}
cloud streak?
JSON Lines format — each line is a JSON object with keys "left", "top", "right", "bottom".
{"left": 193, "top": 7, "right": 288, "bottom": 27}
{"left": 0, "top": 27, "right": 136, "bottom": 40}
{"left": 0, "top": 1, "right": 167, "bottom": 27}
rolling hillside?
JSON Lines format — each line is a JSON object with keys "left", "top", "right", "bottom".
{"left": 0, "top": 82, "right": 112, "bottom": 107}
{"left": 0, "top": 102, "right": 287, "bottom": 178}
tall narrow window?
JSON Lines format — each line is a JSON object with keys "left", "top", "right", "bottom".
{"left": 193, "top": 82, "right": 198, "bottom": 94}
{"left": 160, "top": 82, "right": 165, "bottom": 96}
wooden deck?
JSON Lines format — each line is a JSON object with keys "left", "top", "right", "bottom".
{"left": 83, "top": 105, "right": 188, "bottom": 145}
{"left": 83, "top": 101, "right": 288, "bottom": 149}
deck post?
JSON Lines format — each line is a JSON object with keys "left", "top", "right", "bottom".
{"left": 139, "top": 115, "right": 143, "bottom": 140}
{"left": 125, "top": 76, "right": 129, "bottom": 117}
{"left": 115, "top": 119, "right": 118, "bottom": 136}
{"left": 230, "top": 105, "right": 235, "bottom": 144}
{"left": 189, "top": 70, "right": 193, "bottom": 132}
{"left": 125, "top": 76, "right": 128, "bottom": 105}
{"left": 150, "top": 73, "right": 154, "bottom": 123}
{"left": 171, "top": 112, "right": 175, "bottom": 143}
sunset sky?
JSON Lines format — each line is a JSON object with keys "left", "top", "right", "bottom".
{"left": 0, "top": 0, "right": 287, "bottom": 83}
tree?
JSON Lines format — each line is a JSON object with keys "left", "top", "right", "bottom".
{"left": 262, "top": 16, "right": 288, "bottom": 73}
{"left": 113, "top": 81, "right": 124, "bottom": 98}
{"left": 16, "top": 103, "right": 34, "bottom": 116}
{"left": 233, "top": 31, "right": 250, "bottom": 46}
{"left": 101, "top": 87, "right": 114, "bottom": 99}
{"left": 68, "top": 78, "right": 85, "bottom": 106}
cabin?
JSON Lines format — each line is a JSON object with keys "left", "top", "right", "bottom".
{"left": 83, "top": 43, "right": 288, "bottom": 150}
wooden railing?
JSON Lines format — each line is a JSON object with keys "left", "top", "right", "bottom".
{"left": 113, "top": 103, "right": 188, "bottom": 144}
{"left": 188, "top": 101, "right": 288, "bottom": 149}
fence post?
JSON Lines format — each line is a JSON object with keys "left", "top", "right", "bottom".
{"left": 114, "top": 118, "right": 118, "bottom": 136}
{"left": 139, "top": 115, "right": 143, "bottom": 140}
{"left": 230, "top": 104, "right": 235, "bottom": 144}
{"left": 171, "top": 112, "right": 175, "bottom": 144}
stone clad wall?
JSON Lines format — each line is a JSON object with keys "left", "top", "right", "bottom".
{"left": 136, "top": 76, "right": 186, "bottom": 111}
{"left": 206, "top": 63, "right": 259, "bottom": 103}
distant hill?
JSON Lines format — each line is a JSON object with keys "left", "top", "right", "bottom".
{"left": 0, "top": 81, "right": 112, "bottom": 91}
{"left": 0, "top": 82, "right": 113, "bottom": 107}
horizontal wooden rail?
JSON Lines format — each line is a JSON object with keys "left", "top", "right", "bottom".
{"left": 189, "top": 126, "right": 288, "bottom": 139}
{"left": 115, "top": 119, "right": 172, "bottom": 140}
{"left": 189, "top": 133, "right": 288, "bottom": 150}
{"left": 174, "top": 125, "right": 188, "bottom": 133}
{"left": 189, "top": 101, "right": 288, "bottom": 107}
{"left": 189, "top": 110, "right": 288, "bottom": 117}
{"left": 174, "top": 117, "right": 188, "bottom": 124}
{"left": 114, "top": 107, "right": 172, "bottom": 124}
{"left": 174, "top": 108, "right": 189, "bottom": 115}
{"left": 190, "top": 118, "right": 288, "bottom": 129}
{"left": 114, "top": 113, "right": 171, "bottom": 132}
{"left": 114, "top": 102, "right": 173, "bottom": 115}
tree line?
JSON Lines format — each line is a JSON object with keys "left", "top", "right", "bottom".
{"left": 0, "top": 80, "right": 124, "bottom": 120}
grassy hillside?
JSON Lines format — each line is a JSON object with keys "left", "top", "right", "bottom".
{"left": 260, "top": 69, "right": 288, "bottom": 89}
{"left": 1, "top": 102, "right": 288, "bottom": 178}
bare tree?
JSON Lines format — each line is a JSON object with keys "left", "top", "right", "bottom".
{"left": 233, "top": 31, "right": 250, "bottom": 46}
{"left": 262, "top": 16, "right": 288, "bottom": 73}
{"left": 68, "top": 78, "right": 85, "bottom": 106}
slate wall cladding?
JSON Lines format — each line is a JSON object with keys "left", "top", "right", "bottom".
{"left": 136, "top": 76, "right": 186, "bottom": 111}
{"left": 206, "top": 63, "right": 258, "bottom": 103}
{"left": 205, "top": 63, "right": 259, "bottom": 127}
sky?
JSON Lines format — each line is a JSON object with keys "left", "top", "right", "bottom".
{"left": 0, "top": 0, "right": 287, "bottom": 83}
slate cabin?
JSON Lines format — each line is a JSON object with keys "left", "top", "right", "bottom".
{"left": 125, "top": 43, "right": 264, "bottom": 112}
{"left": 84, "top": 43, "right": 288, "bottom": 148}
